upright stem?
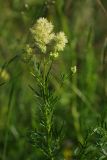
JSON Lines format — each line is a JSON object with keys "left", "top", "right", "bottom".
{"left": 42, "top": 57, "right": 54, "bottom": 160}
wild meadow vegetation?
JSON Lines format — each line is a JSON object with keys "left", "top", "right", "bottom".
{"left": 0, "top": 0, "right": 107, "bottom": 160}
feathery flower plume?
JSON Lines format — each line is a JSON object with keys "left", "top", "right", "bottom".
{"left": 50, "top": 32, "right": 68, "bottom": 58}
{"left": 30, "top": 17, "right": 54, "bottom": 53}
{"left": 54, "top": 32, "right": 68, "bottom": 52}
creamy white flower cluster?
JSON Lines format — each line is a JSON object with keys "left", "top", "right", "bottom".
{"left": 30, "top": 17, "right": 68, "bottom": 58}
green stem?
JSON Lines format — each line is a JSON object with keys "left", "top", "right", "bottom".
{"left": 42, "top": 57, "right": 54, "bottom": 160}
{"left": 43, "top": 57, "right": 46, "bottom": 101}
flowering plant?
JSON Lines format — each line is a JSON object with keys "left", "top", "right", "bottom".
{"left": 25, "top": 17, "right": 68, "bottom": 160}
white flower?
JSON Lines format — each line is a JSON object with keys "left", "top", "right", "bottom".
{"left": 54, "top": 32, "right": 68, "bottom": 52}
{"left": 50, "top": 52, "right": 59, "bottom": 58}
{"left": 71, "top": 66, "right": 76, "bottom": 74}
{"left": 29, "top": 18, "right": 68, "bottom": 58}
{"left": 30, "top": 17, "right": 55, "bottom": 53}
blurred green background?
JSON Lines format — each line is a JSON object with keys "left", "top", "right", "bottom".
{"left": 0, "top": 0, "right": 107, "bottom": 159}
